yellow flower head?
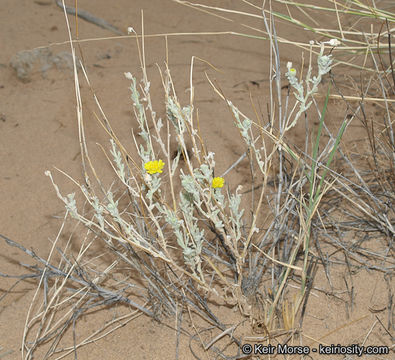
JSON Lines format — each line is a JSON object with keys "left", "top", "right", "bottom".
{"left": 212, "top": 177, "right": 225, "bottom": 189}
{"left": 144, "top": 160, "right": 165, "bottom": 174}
{"left": 289, "top": 68, "right": 296, "bottom": 74}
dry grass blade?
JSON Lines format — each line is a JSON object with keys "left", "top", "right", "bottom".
{"left": 1, "top": 0, "right": 394, "bottom": 358}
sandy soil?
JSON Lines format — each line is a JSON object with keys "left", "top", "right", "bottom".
{"left": 1, "top": 1, "right": 393, "bottom": 359}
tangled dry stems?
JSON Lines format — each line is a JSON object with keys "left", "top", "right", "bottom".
{"left": 1, "top": 1, "right": 394, "bottom": 359}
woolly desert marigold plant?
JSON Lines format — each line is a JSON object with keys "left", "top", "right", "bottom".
{"left": 212, "top": 177, "right": 225, "bottom": 188}
{"left": 144, "top": 160, "right": 165, "bottom": 174}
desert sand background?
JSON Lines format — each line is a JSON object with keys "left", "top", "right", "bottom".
{"left": 1, "top": 0, "right": 394, "bottom": 359}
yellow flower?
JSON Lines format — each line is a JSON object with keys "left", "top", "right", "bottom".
{"left": 289, "top": 68, "right": 296, "bottom": 74}
{"left": 144, "top": 160, "right": 165, "bottom": 174}
{"left": 212, "top": 177, "right": 225, "bottom": 189}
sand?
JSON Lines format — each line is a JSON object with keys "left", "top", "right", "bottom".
{"left": 1, "top": 0, "right": 393, "bottom": 359}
